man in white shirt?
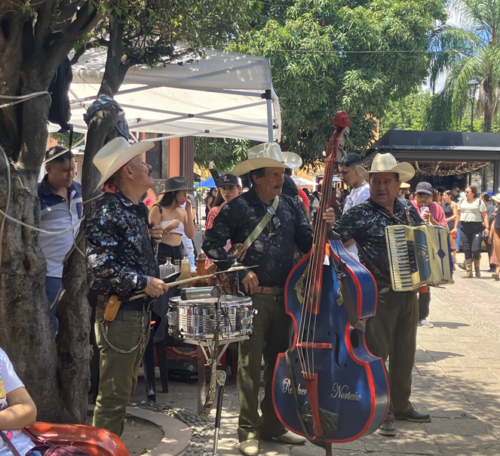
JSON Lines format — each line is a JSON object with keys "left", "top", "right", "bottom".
{"left": 338, "top": 153, "right": 370, "bottom": 261}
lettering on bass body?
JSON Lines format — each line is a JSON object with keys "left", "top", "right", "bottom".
{"left": 282, "top": 378, "right": 307, "bottom": 396}
{"left": 331, "top": 383, "right": 361, "bottom": 401}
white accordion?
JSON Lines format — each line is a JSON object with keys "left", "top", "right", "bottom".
{"left": 386, "top": 225, "right": 454, "bottom": 292}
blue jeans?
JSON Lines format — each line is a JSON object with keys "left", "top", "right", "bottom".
{"left": 46, "top": 276, "right": 62, "bottom": 335}
{"left": 28, "top": 451, "right": 43, "bottom": 456}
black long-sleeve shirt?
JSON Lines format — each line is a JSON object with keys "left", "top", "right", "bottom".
{"left": 86, "top": 191, "right": 158, "bottom": 298}
{"left": 202, "top": 188, "right": 313, "bottom": 287}
{"left": 332, "top": 198, "right": 423, "bottom": 288}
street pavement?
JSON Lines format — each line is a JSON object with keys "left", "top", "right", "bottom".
{"left": 135, "top": 251, "right": 500, "bottom": 456}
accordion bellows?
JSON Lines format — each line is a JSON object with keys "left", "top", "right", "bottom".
{"left": 386, "top": 225, "right": 454, "bottom": 292}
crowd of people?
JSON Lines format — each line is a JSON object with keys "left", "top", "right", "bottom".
{"left": 4, "top": 135, "right": 497, "bottom": 456}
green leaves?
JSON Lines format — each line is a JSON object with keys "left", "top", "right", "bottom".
{"left": 226, "top": 0, "right": 446, "bottom": 163}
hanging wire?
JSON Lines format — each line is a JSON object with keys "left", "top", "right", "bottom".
{"left": 0, "top": 145, "right": 11, "bottom": 271}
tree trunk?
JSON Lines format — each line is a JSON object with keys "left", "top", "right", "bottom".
{"left": 57, "top": 106, "right": 120, "bottom": 423}
{"left": 0, "top": 90, "right": 73, "bottom": 423}
{"left": 483, "top": 76, "right": 494, "bottom": 133}
{"left": 54, "top": 14, "right": 135, "bottom": 423}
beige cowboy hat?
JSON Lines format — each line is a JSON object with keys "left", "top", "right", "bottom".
{"left": 282, "top": 152, "right": 303, "bottom": 169}
{"left": 400, "top": 182, "right": 411, "bottom": 189}
{"left": 93, "top": 137, "right": 154, "bottom": 189}
{"left": 356, "top": 153, "right": 415, "bottom": 183}
{"left": 232, "top": 143, "right": 289, "bottom": 176}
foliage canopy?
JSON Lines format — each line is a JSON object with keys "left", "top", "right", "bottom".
{"left": 196, "top": 0, "right": 447, "bottom": 168}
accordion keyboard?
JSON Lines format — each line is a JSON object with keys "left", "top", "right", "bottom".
{"left": 386, "top": 225, "right": 453, "bottom": 292}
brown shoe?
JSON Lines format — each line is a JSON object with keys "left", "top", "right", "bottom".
{"left": 473, "top": 259, "right": 481, "bottom": 278}
{"left": 463, "top": 258, "right": 473, "bottom": 278}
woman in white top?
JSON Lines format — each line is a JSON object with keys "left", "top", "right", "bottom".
{"left": 149, "top": 177, "right": 195, "bottom": 264}
{"left": 453, "top": 185, "right": 489, "bottom": 278}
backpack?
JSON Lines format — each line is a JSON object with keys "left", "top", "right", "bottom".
{"left": 48, "top": 57, "right": 73, "bottom": 131}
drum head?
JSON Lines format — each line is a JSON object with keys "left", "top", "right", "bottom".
{"left": 169, "top": 295, "right": 252, "bottom": 306}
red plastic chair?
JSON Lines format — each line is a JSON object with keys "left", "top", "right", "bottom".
{"left": 25, "top": 422, "right": 129, "bottom": 456}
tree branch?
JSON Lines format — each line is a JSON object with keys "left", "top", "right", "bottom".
{"left": 69, "top": 38, "right": 110, "bottom": 65}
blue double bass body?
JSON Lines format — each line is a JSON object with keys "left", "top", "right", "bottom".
{"left": 272, "top": 112, "right": 390, "bottom": 449}
{"left": 273, "top": 241, "right": 389, "bottom": 442}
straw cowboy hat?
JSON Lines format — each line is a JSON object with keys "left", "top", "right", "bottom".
{"left": 356, "top": 152, "right": 415, "bottom": 183}
{"left": 282, "top": 152, "right": 303, "bottom": 169}
{"left": 93, "top": 137, "right": 154, "bottom": 188}
{"left": 232, "top": 143, "right": 289, "bottom": 176}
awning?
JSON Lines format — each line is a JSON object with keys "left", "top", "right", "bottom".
{"left": 365, "top": 130, "right": 500, "bottom": 163}
{"left": 64, "top": 48, "right": 281, "bottom": 143}
{"left": 195, "top": 177, "right": 217, "bottom": 188}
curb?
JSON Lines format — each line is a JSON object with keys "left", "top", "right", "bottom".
{"left": 126, "top": 406, "right": 192, "bottom": 456}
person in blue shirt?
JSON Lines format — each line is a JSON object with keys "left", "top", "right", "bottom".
{"left": 37, "top": 146, "right": 82, "bottom": 330}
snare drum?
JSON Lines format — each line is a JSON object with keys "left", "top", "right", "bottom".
{"left": 168, "top": 295, "right": 253, "bottom": 340}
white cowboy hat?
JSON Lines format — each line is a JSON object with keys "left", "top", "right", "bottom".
{"left": 232, "top": 143, "right": 289, "bottom": 176}
{"left": 356, "top": 153, "right": 415, "bottom": 183}
{"left": 282, "top": 152, "right": 303, "bottom": 169}
{"left": 492, "top": 193, "right": 500, "bottom": 203}
{"left": 93, "top": 137, "right": 154, "bottom": 189}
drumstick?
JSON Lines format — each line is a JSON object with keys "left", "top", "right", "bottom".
{"left": 130, "top": 272, "right": 217, "bottom": 301}
{"left": 131, "top": 265, "right": 259, "bottom": 301}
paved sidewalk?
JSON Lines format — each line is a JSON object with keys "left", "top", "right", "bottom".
{"left": 136, "top": 251, "right": 500, "bottom": 456}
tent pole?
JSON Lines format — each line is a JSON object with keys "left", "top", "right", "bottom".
{"left": 264, "top": 89, "right": 273, "bottom": 143}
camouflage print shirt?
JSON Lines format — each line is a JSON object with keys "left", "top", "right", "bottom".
{"left": 202, "top": 187, "right": 313, "bottom": 288}
{"left": 332, "top": 197, "right": 423, "bottom": 288}
{"left": 85, "top": 191, "right": 158, "bottom": 298}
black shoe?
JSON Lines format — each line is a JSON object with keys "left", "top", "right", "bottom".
{"left": 395, "top": 410, "right": 431, "bottom": 423}
{"left": 488, "top": 266, "right": 497, "bottom": 273}
{"left": 377, "top": 420, "right": 396, "bottom": 437}
{"left": 457, "top": 262, "right": 466, "bottom": 270}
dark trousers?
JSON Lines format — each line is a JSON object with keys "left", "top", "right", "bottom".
{"left": 365, "top": 289, "right": 418, "bottom": 422}
{"left": 483, "top": 235, "right": 494, "bottom": 265}
{"left": 237, "top": 294, "right": 291, "bottom": 442}
{"left": 418, "top": 288, "right": 431, "bottom": 321}
{"left": 460, "top": 222, "right": 483, "bottom": 260}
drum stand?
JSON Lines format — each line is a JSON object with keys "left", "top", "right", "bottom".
{"left": 179, "top": 270, "right": 251, "bottom": 456}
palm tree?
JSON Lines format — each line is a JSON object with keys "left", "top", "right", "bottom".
{"left": 429, "top": 0, "right": 500, "bottom": 132}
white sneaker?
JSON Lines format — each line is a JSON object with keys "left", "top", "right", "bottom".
{"left": 418, "top": 319, "right": 434, "bottom": 328}
{"left": 274, "top": 431, "right": 306, "bottom": 445}
{"left": 240, "top": 439, "right": 259, "bottom": 456}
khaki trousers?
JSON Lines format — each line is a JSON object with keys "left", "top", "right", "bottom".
{"left": 237, "top": 294, "right": 291, "bottom": 442}
{"left": 365, "top": 289, "right": 418, "bottom": 422}
{"left": 93, "top": 307, "right": 150, "bottom": 436}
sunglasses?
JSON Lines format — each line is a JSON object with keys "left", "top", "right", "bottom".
{"left": 417, "top": 193, "right": 431, "bottom": 198}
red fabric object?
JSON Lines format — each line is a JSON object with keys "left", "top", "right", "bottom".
{"left": 411, "top": 200, "right": 448, "bottom": 227}
{"left": 103, "top": 183, "right": 117, "bottom": 194}
{"left": 297, "top": 188, "right": 309, "bottom": 208}
{"left": 206, "top": 206, "right": 222, "bottom": 230}
{"left": 25, "top": 423, "right": 129, "bottom": 456}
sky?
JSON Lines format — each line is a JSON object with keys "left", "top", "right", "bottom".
{"left": 424, "top": 6, "right": 462, "bottom": 93}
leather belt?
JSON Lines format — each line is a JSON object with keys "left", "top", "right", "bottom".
{"left": 97, "top": 295, "right": 149, "bottom": 312}
{"left": 254, "top": 286, "right": 284, "bottom": 296}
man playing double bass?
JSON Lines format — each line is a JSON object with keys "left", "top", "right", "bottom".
{"left": 203, "top": 143, "right": 334, "bottom": 456}
{"left": 324, "top": 153, "right": 431, "bottom": 437}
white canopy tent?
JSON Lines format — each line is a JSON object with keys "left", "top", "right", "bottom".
{"left": 64, "top": 48, "right": 281, "bottom": 143}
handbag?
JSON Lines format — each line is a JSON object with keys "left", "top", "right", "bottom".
{"left": 0, "top": 428, "right": 91, "bottom": 456}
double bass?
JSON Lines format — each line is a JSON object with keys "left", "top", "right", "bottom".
{"left": 272, "top": 112, "right": 389, "bottom": 454}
